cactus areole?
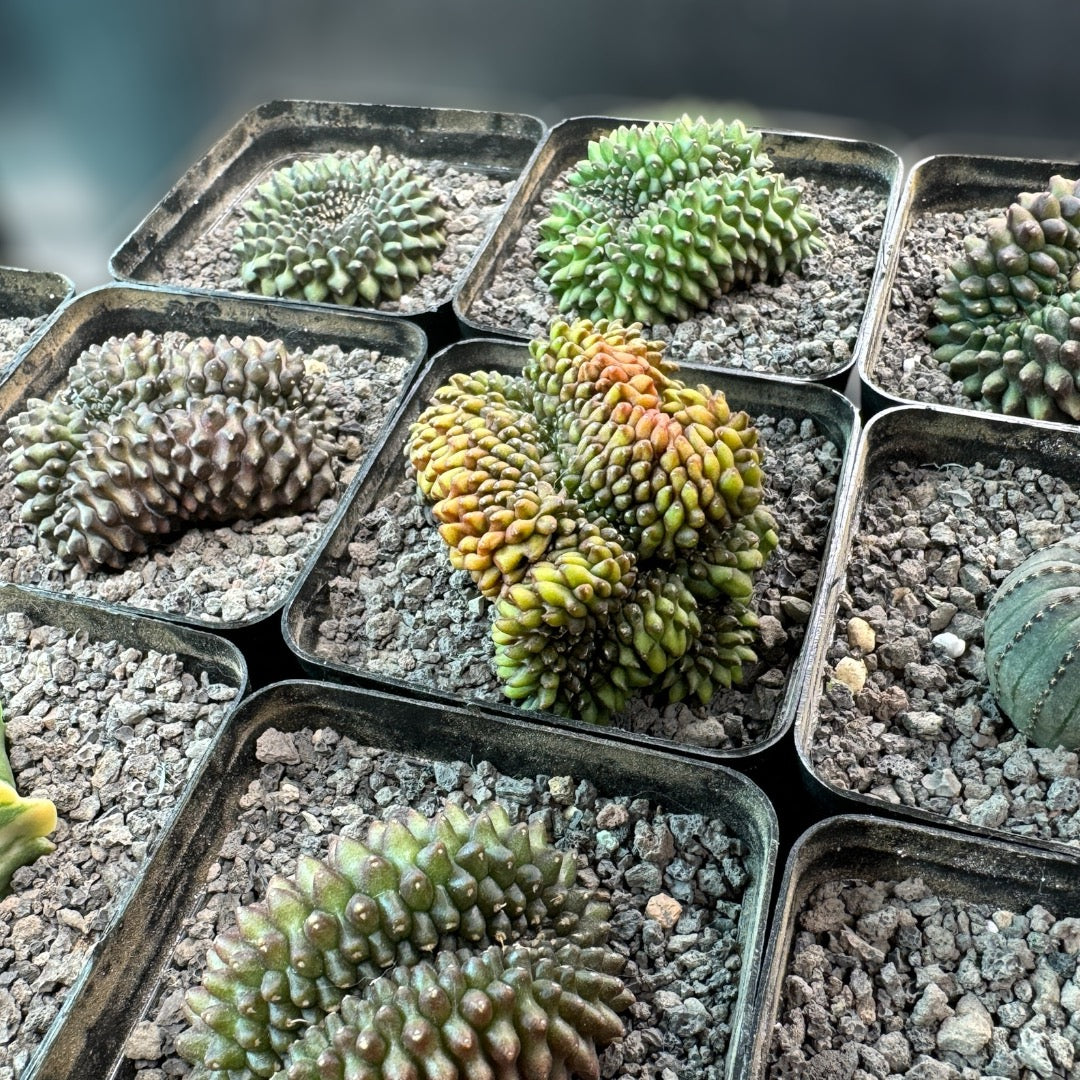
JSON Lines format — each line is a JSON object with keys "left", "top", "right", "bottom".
{"left": 984, "top": 535, "right": 1080, "bottom": 749}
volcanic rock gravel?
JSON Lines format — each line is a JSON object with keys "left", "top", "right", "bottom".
{"left": 313, "top": 413, "right": 841, "bottom": 750}
{"left": 0, "top": 316, "right": 46, "bottom": 382}
{"left": 0, "top": 609, "right": 240, "bottom": 1080}
{"left": 465, "top": 176, "right": 887, "bottom": 379}
{"left": 125, "top": 727, "right": 754, "bottom": 1080}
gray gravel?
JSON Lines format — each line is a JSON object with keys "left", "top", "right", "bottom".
{"left": 156, "top": 155, "right": 516, "bottom": 317}
{"left": 0, "top": 336, "right": 412, "bottom": 624}
{"left": 127, "top": 727, "right": 753, "bottom": 1080}
{"left": 465, "top": 176, "right": 887, "bottom": 379}
{"left": 0, "top": 316, "right": 46, "bottom": 383}
{"left": 811, "top": 455, "right": 1080, "bottom": 847}
{"left": 314, "top": 413, "right": 841, "bottom": 750}
{"left": 770, "top": 874, "right": 1080, "bottom": 1079}
{"left": 0, "top": 608, "right": 240, "bottom": 1080}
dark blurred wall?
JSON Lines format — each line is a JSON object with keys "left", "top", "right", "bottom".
{"left": 3, "top": 0, "right": 1080, "bottom": 287}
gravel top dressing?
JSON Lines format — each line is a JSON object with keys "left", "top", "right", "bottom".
{"left": 156, "top": 156, "right": 516, "bottom": 317}
{"left": 313, "top": 412, "right": 841, "bottom": 751}
{"left": 0, "top": 609, "right": 239, "bottom": 1080}
{"left": 466, "top": 177, "right": 887, "bottom": 379}
{"left": 0, "top": 316, "right": 46, "bottom": 379}
{"left": 0, "top": 334, "right": 411, "bottom": 625}
{"left": 768, "top": 874, "right": 1080, "bottom": 1078}
{"left": 123, "top": 727, "right": 752, "bottom": 1080}
{"left": 811, "top": 453, "right": 1080, "bottom": 847}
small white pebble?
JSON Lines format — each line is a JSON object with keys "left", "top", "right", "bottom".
{"left": 932, "top": 632, "right": 965, "bottom": 659}
{"left": 832, "top": 656, "right": 867, "bottom": 694}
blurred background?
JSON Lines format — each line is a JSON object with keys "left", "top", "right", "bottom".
{"left": 4, "top": 0, "right": 1080, "bottom": 291}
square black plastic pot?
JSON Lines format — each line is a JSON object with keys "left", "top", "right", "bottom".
{"left": 859, "top": 152, "right": 1080, "bottom": 421}
{"left": 746, "top": 814, "right": 1080, "bottom": 1077}
{"left": 0, "top": 265, "right": 75, "bottom": 383}
{"left": 35, "top": 678, "right": 779, "bottom": 1080}
{"left": 0, "top": 282, "right": 426, "bottom": 687}
{"left": 453, "top": 115, "right": 902, "bottom": 390}
{"left": 0, "top": 581, "right": 247, "bottom": 1080}
{"left": 282, "top": 336, "right": 859, "bottom": 779}
{"left": 797, "top": 403, "right": 1080, "bottom": 859}
{"left": 109, "top": 100, "right": 546, "bottom": 351}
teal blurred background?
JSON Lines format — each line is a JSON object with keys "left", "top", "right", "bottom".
{"left": 3, "top": 0, "right": 1080, "bottom": 289}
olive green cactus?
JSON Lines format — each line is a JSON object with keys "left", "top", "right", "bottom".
{"left": 234, "top": 148, "right": 447, "bottom": 307}
{"left": 4, "top": 332, "right": 339, "bottom": 572}
{"left": 408, "top": 317, "right": 777, "bottom": 724}
{"left": 536, "top": 115, "right": 823, "bottom": 325}
{"left": 927, "top": 176, "right": 1080, "bottom": 421}
{"left": 279, "top": 942, "right": 631, "bottom": 1080}
{"left": 176, "top": 803, "right": 615, "bottom": 1080}
{"left": 0, "top": 706, "right": 57, "bottom": 897}
{"left": 984, "top": 535, "right": 1080, "bottom": 749}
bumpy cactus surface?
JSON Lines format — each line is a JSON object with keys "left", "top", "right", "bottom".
{"left": 177, "top": 802, "right": 620, "bottom": 1080}
{"left": 4, "top": 331, "right": 339, "bottom": 572}
{"left": 234, "top": 148, "right": 447, "bottom": 306}
{"left": 408, "top": 317, "right": 778, "bottom": 724}
{"left": 927, "top": 175, "right": 1080, "bottom": 421}
{"left": 984, "top": 535, "right": 1080, "bottom": 749}
{"left": 536, "top": 115, "right": 823, "bottom": 325}
{"left": 0, "top": 706, "right": 56, "bottom": 896}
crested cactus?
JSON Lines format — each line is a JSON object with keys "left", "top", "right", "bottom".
{"left": 984, "top": 535, "right": 1080, "bottom": 749}
{"left": 536, "top": 115, "right": 823, "bottom": 325}
{"left": 4, "top": 331, "right": 339, "bottom": 572}
{"left": 234, "top": 148, "right": 447, "bottom": 306}
{"left": 408, "top": 316, "right": 778, "bottom": 724}
{"left": 927, "top": 175, "right": 1080, "bottom": 421}
{"left": 176, "top": 802, "right": 617, "bottom": 1080}
{"left": 0, "top": 706, "right": 57, "bottom": 896}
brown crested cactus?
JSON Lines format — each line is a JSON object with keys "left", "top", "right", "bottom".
{"left": 4, "top": 331, "right": 339, "bottom": 573}
{"left": 408, "top": 316, "right": 777, "bottom": 724}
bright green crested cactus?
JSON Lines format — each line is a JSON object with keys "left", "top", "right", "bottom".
{"left": 176, "top": 803, "right": 615, "bottom": 1080}
{"left": 984, "top": 535, "right": 1080, "bottom": 749}
{"left": 927, "top": 176, "right": 1080, "bottom": 421}
{"left": 4, "top": 331, "right": 339, "bottom": 572}
{"left": 536, "top": 115, "right": 823, "bottom": 325}
{"left": 279, "top": 942, "right": 631, "bottom": 1080}
{"left": 0, "top": 706, "right": 57, "bottom": 897}
{"left": 234, "top": 148, "right": 447, "bottom": 306}
{"left": 408, "top": 317, "right": 777, "bottom": 724}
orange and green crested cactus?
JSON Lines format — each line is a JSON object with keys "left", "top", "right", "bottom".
{"left": 536, "top": 115, "right": 823, "bottom": 325}
{"left": 408, "top": 316, "right": 778, "bottom": 724}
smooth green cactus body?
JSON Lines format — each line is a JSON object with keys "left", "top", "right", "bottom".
{"left": 536, "top": 115, "right": 823, "bottom": 325}
{"left": 927, "top": 176, "right": 1080, "bottom": 422}
{"left": 408, "top": 317, "right": 777, "bottom": 724}
{"left": 234, "top": 148, "right": 447, "bottom": 306}
{"left": 177, "top": 803, "right": 613, "bottom": 1080}
{"left": 984, "top": 536, "right": 1080, "bottom": 749}
{"left": 4, "top": 331, "right": 339, "bottom": 573}
{"left": 0, "top": 707, "right": 57, "bottom": 897}
{"left": 277, "top": 942, "right": 631, "bottom": 1080}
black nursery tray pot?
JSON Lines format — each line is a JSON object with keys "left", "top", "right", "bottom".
{"left": 453, "top": 115, "right": 902, "bottom": 389}
{"left": 748, "top": 814, "right": 1080, "bottom": 1076}
{"left": 283, "top": 336, "right": 859, "bottom": 774}
{"left": 0, "top": 264, "right": 75, "bottom": 382}
{"left": 36, "top": 678, "right": 779, "bottom": 1080}
{"left": 797, "top": 403, "right": 1080, "bottom": 860}
{"left": 0, "top": 282, "right": 426, "bottom": 685}
{"left": 860, "top": 152, "right": 1080, "bottom": 421}
{"left": 109, "top": 100, "right": 546, "bottom": 349}
{"left": 0, "top": 580, "right": 247, "bottom": 1080}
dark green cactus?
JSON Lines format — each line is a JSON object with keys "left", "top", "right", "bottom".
{"left": 408, "top": 317, "right": 777, "bottom": 724}
{"left": 234, "top": 148, "right": 447, "bottom": 307}
{"left": 279, "top": 942, "right": 631, "bottom": 1080}
{"left": 176, "top": 803, "right": 615, "bottom": 1080}
{"left": 536, "top": 115, "right": 823, "bottom": 325}
{"left": 927, "top": 176, "right": 1080, "bottom": 422}
{"left": 4, "top": 331, "right": 339, "bottom": 572}
{"left": 0, "top": 706, "right": 57, "bottom": 897}
{"left": 984, "top": 535, "right": 1080, "bottom": 749}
